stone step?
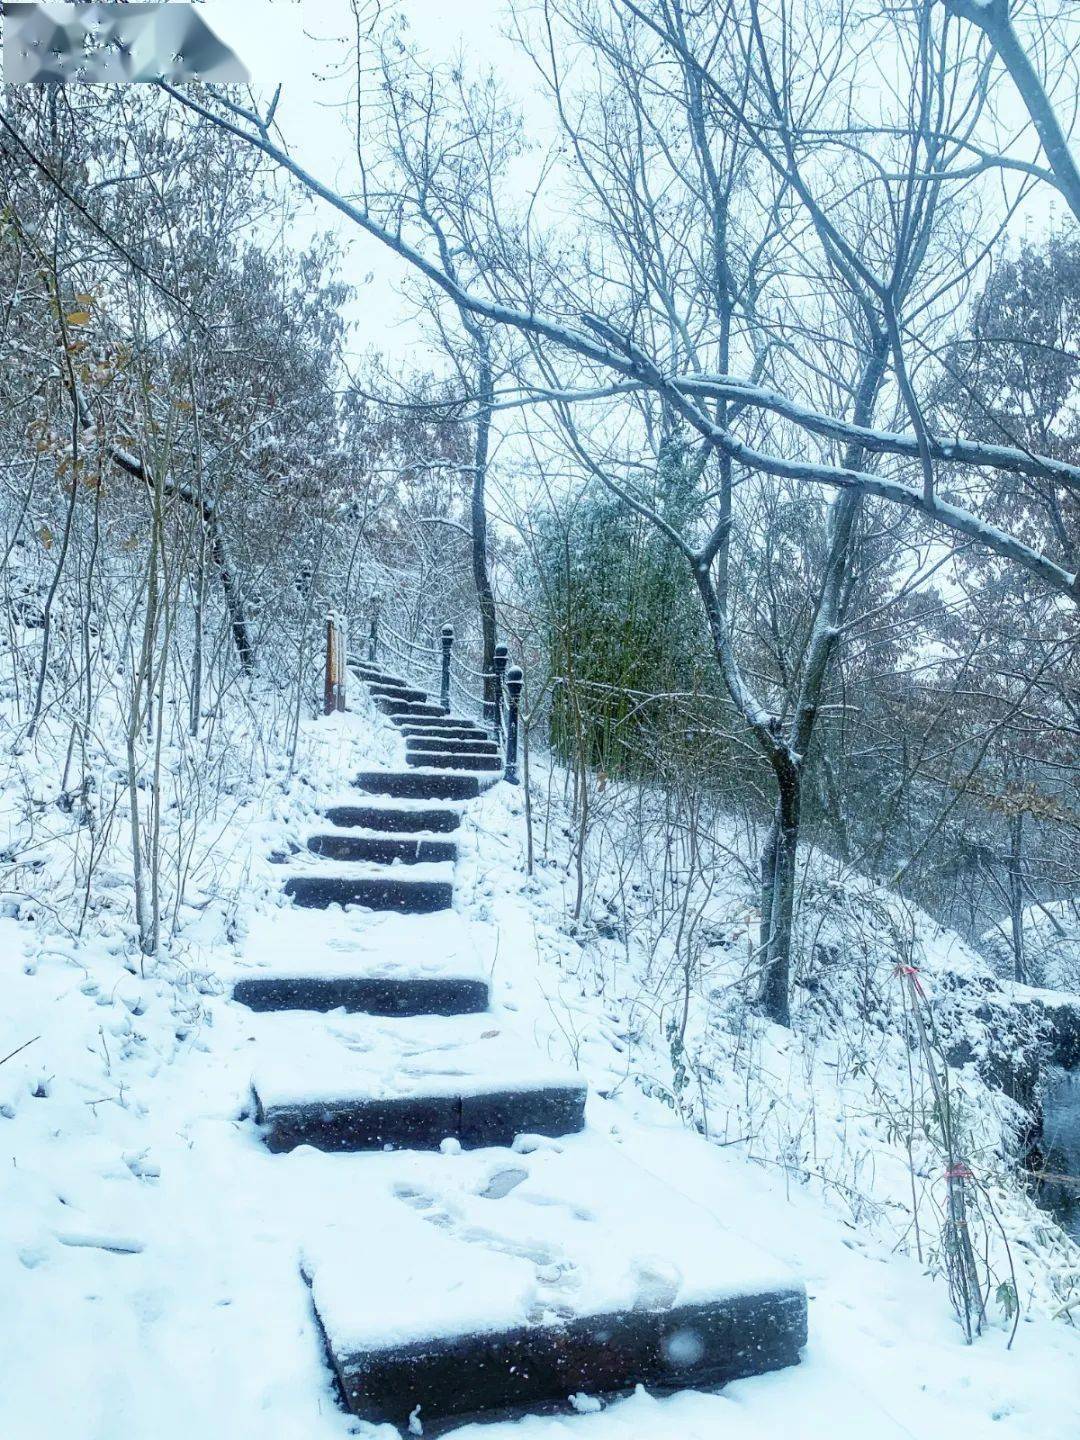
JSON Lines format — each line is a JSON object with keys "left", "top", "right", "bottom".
{"left": 323, "top": 804, "right": 462, "bottom": 834}
{"left": 233, "top": 972, "right": 487, "bottom": 1016}
{"left": 407, "top": 737, "right": 498, "bottom": 755}
{"left": 284, "top": 874, "right": 453, "bottom": 913}
{"left": 328, "top": 1295, "right": 806, "bottom": 1429}
{"left": 376, "top": 698, "right": 448, "bottom": 719}
{"left": 259, "top": 1080, "right": 584, "bottom": 1154}
{"left": 392, "top": 714, "right": 485, "bottom": 733}
{"left": 367, "top": 683, "right": 429, "bottom": 704}
{"left": 350, "top": 664, "right": 409, "bottom": 688}
{"left": 300, "top": 1138, "right": 807, "bottom": 1429}
{"left": 230, "top": 909, "right": 486, "bottom": 1020}
{"left": 405, "top": 751, "right": 502, "bottom": 772}
{"left": 307, "top": 833, "right": 458, "bottom": 864}
{"left": 355, "top": 771, "right": 481, "bottom": 801}
{"left": 250, "top": 1013, "right": 587, "bottom": 1155}
{"left": 399, "top": 724, "right": 492, "bottom": 744}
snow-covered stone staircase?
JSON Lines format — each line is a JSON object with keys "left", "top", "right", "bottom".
{"left": 230, "top": 657, "right": 808, "bottom": 1429}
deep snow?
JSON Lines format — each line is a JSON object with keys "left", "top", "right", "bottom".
{"left": 3, "top": 698, "right": 1080, "bottom": 1439}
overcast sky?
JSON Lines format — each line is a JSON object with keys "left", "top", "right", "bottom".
{"left": 201, "top": 0, "right": 534, "bottom": 367}
{"left": 197, "top": 0, "right": 1068, "bottom": 376}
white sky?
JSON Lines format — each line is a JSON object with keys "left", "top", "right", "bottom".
{"left": 202, "top": 0, "right": 534, "bottom": 367}
{"left": 197, "top": 0, "right": 1071, "bottom": 378}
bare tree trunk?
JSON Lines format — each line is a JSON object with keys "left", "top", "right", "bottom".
{"left": 1007, "top": 810, "right": 1027, "bottom": 984}
{"left": 78, "top": 388, "right": 254, "bottom": 675}
{"left": 188, "top": 376, "right": 207, "bottom": 735}
{"left": 26, "top": 398, "right": 81, "bottom": 740}
{"left": 760, "top": 760, "right": 799, "bottom": 1027}
{"left": 759, "top": 819, "right": 777, "bottom": 961}
{"left": 202, "top": 506, "right": 254, "bottom": 675}
{"left": 25, "top": 457, "right": 78, "bottom": 743}
{"left": 190, "top": 536, "right": 206, "bottom": 735}
{"left": 128, "top": 535, "right": 158, "bottom": 959}
{"left": 471, "top": 338, "right": 498, "bottom": 714}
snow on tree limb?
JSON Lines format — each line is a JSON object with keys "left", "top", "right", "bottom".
{"left": 159, "top": 83, "right": 1078, "bottom": 603}
{"left": 942, "top": 0, "right": 1080, "bottom": 223}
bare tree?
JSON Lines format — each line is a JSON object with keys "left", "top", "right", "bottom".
{"left": 159, "top": 0, "right": 1078, "bottom": 1022}
{"left": 943, "top": 0, "right": 1080, "bottom": 223}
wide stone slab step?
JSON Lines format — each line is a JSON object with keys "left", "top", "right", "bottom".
{"left": 230, "top": 908, "right": 486, "bottom": 1018}
{"left": 408, "top": 737, "right": 498, "bottom": 755}
{"left": 249, "top": 1013, "right": 586, "bottom": 1154}
{"left": 405, "top": 752, "right": 502, "bottom": 772}
{"left": 350, "top": 664, "right": 409, "bottom": 688}
{"left": 284, "top": 873, "right": 453, "bottom": 913}
{"left": 260, "top": 1082, "right": 584, "bottom": 1155}
{"left": 376, "top": 698, "right": 447, "bottom": 719}
{"left": 307, "top": 833, "right": 458, "bottom": 864}
{"left": 234, "top": 972, "right": 487, "bottom": 1016}
{"left": 400, "top": 725, "right": 492, "bottom": 744}
{"left": 326, "top": 1295, "right": 806, "bottom": 1429}
{"left": 367, "top": 682, "right": 430, "bottom": 703}
{"left": 298, "top": 1137, "right": 806, "bottom": 1429}
{"left": 355, "top": 771, "right": 482, "bottom": 801}
{"left": 392, "top": 714, "right": 485, "bottom": 733}
{"left": 324, "top": 803, "right": 462, "bottom": 834}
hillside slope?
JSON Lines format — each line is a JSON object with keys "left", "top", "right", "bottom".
{"left": 2, "top": 693, "right": 1079, "bottom": 1439}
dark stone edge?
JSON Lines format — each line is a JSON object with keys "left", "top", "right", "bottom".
{"left": 282, "top": 877, "right": 455, "bottom": 913}
{"left": 323, "top": 806, "right": 463, "bottom": 833}
{"left": 255, "top": 1082, "right": 588, "bottom": 1154}
{"left": 233, "top": 974, "right": 489, "bottom": 1016}
{"left": 320, "top": 1288, "right": 808, "bottom": 1430}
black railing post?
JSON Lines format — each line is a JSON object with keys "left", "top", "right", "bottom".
{"left": 440, "top": 623, "right": 454, "bottom": 713}
{"left": 368, "top": 593, "right": 380, "bottom": 663}
{"left": 504, "top": 664, "right": 523, "bottom": 784}
{"left": 493, "top": 642, "right": 509, "bottom": 738}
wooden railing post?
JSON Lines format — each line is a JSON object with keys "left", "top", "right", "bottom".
{"left": 493, "top": 642, "right": 509, "bottom": 739}
{"left": 324, "top": 614, "right": 336, "bottom": 715}
{"left": 324, "top": 611, "right": 346, "bottom": 715}
{"left": 440, "top": 623, "right": 454, "bottom": 713}
{"left": 504, "top": 664, "right": 523, "bottom": 784}
{"left": 368, "top": 593, "right": 380, "bottom": 663}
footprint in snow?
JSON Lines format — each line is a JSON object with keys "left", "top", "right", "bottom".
{"left": 478, "top": 1166, "right": 529, "bottom": 1199}
{"left": 630, "top": 1256, "right": 682, "bottom": 1312}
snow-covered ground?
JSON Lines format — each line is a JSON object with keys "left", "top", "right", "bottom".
{"left": 3, "top": 697, "right": 1080, "bottom": 1439}
{"left": 982, "top": 901, "right": 1080, "bottom": 992}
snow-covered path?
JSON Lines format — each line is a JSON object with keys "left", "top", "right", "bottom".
{"left": 3, "top": 695, "right": 1080, "bottom": 1438}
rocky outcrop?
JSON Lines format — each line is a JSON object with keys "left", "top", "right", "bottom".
{"left": 934, "top": 972, "right": 1080, "bottom": 1106}
{"left": 1020, "top": 989, "right": 1080, "bottom": 1071}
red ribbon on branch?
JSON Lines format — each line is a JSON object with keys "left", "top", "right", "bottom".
{"left": 893, "top": 962, "right": 925, "bottom": 997}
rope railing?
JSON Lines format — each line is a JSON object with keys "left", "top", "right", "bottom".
{"left": 448, "top": 649, "right": 496, "bottom": 726}
{"left": 449, "top": 649, "right": 490, "bottom": 681}
{"left": 380, "top": 618, "right": 439, "bottom": 657}
{"left": 377, "top": 629, "right": 433, "bottom": 665}
{"left": 449, "top": 676, "right": 486, "bottom": 717}
{"left": 377, "top": 633, "right": 436, "bottom": 679}
{"left": 449, "top": 671, "right": 486, "bottom": 709}
{"left": 351, "top": 600, "right": 524, "bottom": 784}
